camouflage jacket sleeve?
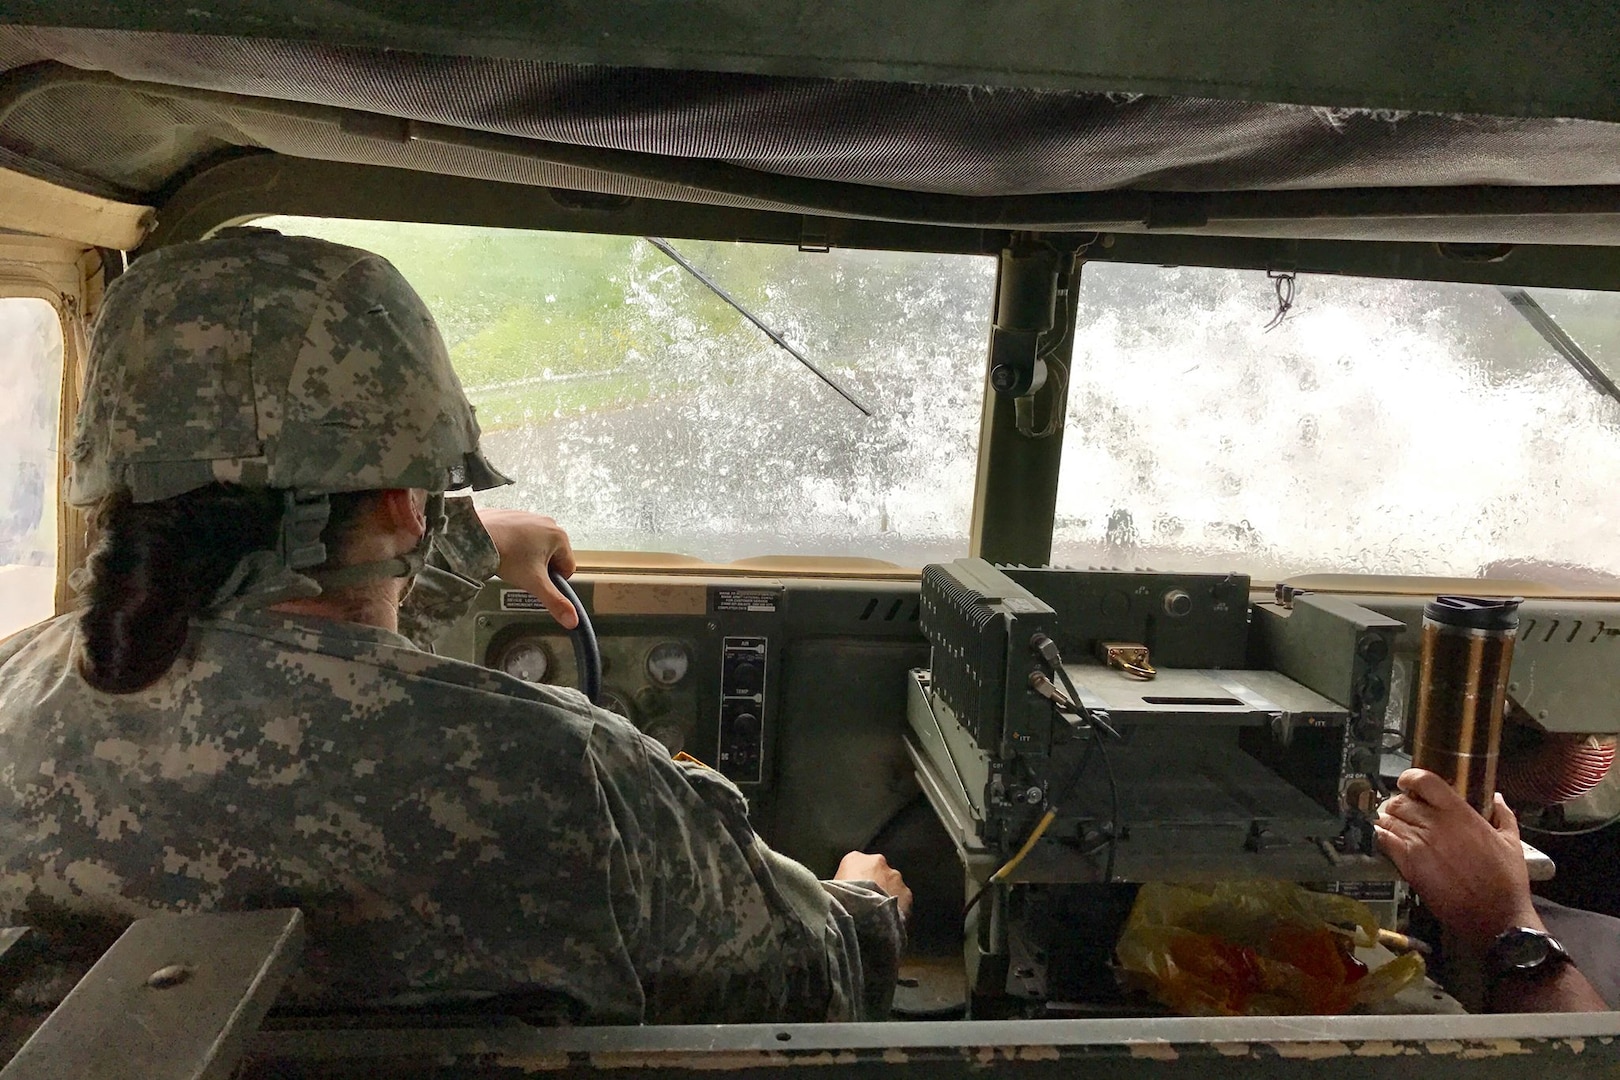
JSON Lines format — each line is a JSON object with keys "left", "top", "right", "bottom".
{"left": 398, "top": 496, "right": 500, "bottom": 649}
{"left": 599, "top": 737, "right": 904, "bottom": 1022}
{"left": 819, "top": 879, "right": 905, "bottom": 1019}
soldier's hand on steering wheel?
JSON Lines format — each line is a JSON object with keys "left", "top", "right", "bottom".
{"left": 477, "top": 509, "right": 580, "bottom": 629}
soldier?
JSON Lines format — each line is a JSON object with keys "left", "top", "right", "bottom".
{"left": 0, "top": 229, "right": 910, "bottom": 1023}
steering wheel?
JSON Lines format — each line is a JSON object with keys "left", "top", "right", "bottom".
{"left": 548, "top": 568, "right": 603, "bottom": 706}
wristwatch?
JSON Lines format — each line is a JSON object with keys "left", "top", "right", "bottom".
{"left": 1485, "top": 927, "right": 1573, "bottom": 982}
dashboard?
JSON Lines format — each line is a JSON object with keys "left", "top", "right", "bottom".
{"left": 448, "top": 573, "right": 934, "bottom": 878}
{"left": 471, "top": 577, "right": 789, "bottom": 784}
{"left": 451, "top": 569, "right": 1620, "bottom": 934}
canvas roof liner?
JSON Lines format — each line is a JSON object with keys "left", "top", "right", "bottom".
{"left": 0, "top": 27, "right": 1619, "bottom": 219}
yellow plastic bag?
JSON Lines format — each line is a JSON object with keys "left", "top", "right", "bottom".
{"left": 1115, "top": 881, "right": 1425, "bottom": 1016}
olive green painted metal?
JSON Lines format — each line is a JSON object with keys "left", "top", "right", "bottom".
{"left": 0, "top": 910, "right": 304, "bottom": 1080}
{"left": 2, "top": 1, "right": 1619, "bottom": 123}
{"left": 1352, "top": 595, "right": 1620, "bottom": 738}
{"left": 1089, "top": 234, "right": 1620, "bottom": 293}
{"left": 147, "top": 157, "right": 1620, "bottom": 293}
{"left": 142, "top": 154, "right": 1001, "bottom": 257}
{"left": 969, "top": 250, "right": 1080, "bottom": 567}
{"left": 242, "top": 1013, "right": 1620, "bottom": 1078}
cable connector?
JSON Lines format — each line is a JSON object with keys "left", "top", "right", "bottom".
{"left": 1029, "top": 633, "right": 1122, "bottom": 741}
{"left": 1030, "top": 632, "right": 1063, "bottom": 667}
{"left": 1029, "top": 669, "right": 1074, "bottom": 711}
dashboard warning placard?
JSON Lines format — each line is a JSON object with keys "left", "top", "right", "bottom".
{"left": 500, "top": 589, "right": 548, "bottom": 613}
{"left": 713, "top": 588, "right": 780, "bottom": 614}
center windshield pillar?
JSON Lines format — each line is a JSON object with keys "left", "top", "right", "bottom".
{"left": 969, "top": 237, "right": 1085, "bottom": 566}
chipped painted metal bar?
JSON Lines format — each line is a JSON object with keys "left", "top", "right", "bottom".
{"left": 250, "top": 1011, "right": 1620, "bottom": 1077}
{"left": 2, "top": 909, "right": 303, "bottom": 1080}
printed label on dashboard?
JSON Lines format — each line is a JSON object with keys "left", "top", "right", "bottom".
{"left": 713, "top": 588, "right": 780, "bottom": 613}
{"left": 499, "top": 589, "right": 548, "bottom": 612}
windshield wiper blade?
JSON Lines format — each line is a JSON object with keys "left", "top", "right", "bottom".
{"left": 1498, "top": 287, "right": 1620, "bottom": 408}
{"left": 644, "top": 237, "right": 873, "bottom": 417}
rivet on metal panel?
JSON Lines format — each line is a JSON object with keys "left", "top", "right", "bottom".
{"left": 145, "top": 963, "right": 192, "bottom": 989}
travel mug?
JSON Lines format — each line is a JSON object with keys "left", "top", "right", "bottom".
{"left": 1410, "top": 595, "right": 1522, "bottom": 815}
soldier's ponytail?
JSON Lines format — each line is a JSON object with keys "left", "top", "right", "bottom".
{"left": 77, "top": 487, "right": 283, "bottom": 693}
{"left": 77, "top": 485, "right": 369, "bottom": 694}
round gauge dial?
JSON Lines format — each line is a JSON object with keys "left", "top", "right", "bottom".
{"left": 496, "top": 638, "right": 552, "bottom": 684}
{"left": 645, "top": 642, "right": 691, "bottom": 688}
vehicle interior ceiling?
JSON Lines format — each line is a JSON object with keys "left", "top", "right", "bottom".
{"left": 8, "top": 4, "right": 1620, "bottom": 1041}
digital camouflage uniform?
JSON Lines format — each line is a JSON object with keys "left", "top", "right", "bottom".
{"left": 0, "top": 231, "right": 903, "bottom": 1023}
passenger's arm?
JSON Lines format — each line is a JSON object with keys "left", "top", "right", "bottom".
{"left": 398, "top": 497, "right": 577, "bottom": 647}
{"left": 1488, "top": 951, "right": 1611, "bottom": 1013}
{"left": 1376, "top": 769, "right": 1608, "bottom": 1013}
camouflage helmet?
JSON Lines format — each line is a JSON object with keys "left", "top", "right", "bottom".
{"left": 68, "top": 228, "right": 510, "bottom": 506}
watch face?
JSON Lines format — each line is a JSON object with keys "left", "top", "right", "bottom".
{"left": 1497, "top": 929, "right": 1555, "bottom": 970}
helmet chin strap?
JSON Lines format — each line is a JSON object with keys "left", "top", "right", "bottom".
{"left": 209, "top": 491, "right": 445, "bottom": 611}
{"left": 308, "top": 492, "right": 445, "bottom": 598}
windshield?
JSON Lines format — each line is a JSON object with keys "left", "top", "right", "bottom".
{"left": 1054, "top": 264, "right": 1620, "bottom": 585}
{"left": 259, "top": 217, "right": 995, "bottom": 566}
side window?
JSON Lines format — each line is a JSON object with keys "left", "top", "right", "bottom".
{"left": 0, "top": 298, "right": 64, "bottom": 638}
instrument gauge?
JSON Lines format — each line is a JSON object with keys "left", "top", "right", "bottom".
{"left": 645, "top": 642, "right": 691, "bottom": 688}
{"left": 496, "top": 638, "right": 552, "bottom": 684}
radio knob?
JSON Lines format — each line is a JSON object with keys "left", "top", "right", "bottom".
{"left": 1358, "top": 636, "right": 1390, "bottom": 663}
{"left": 1162, "top": 589, "right": 1193, "bottom": 617}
